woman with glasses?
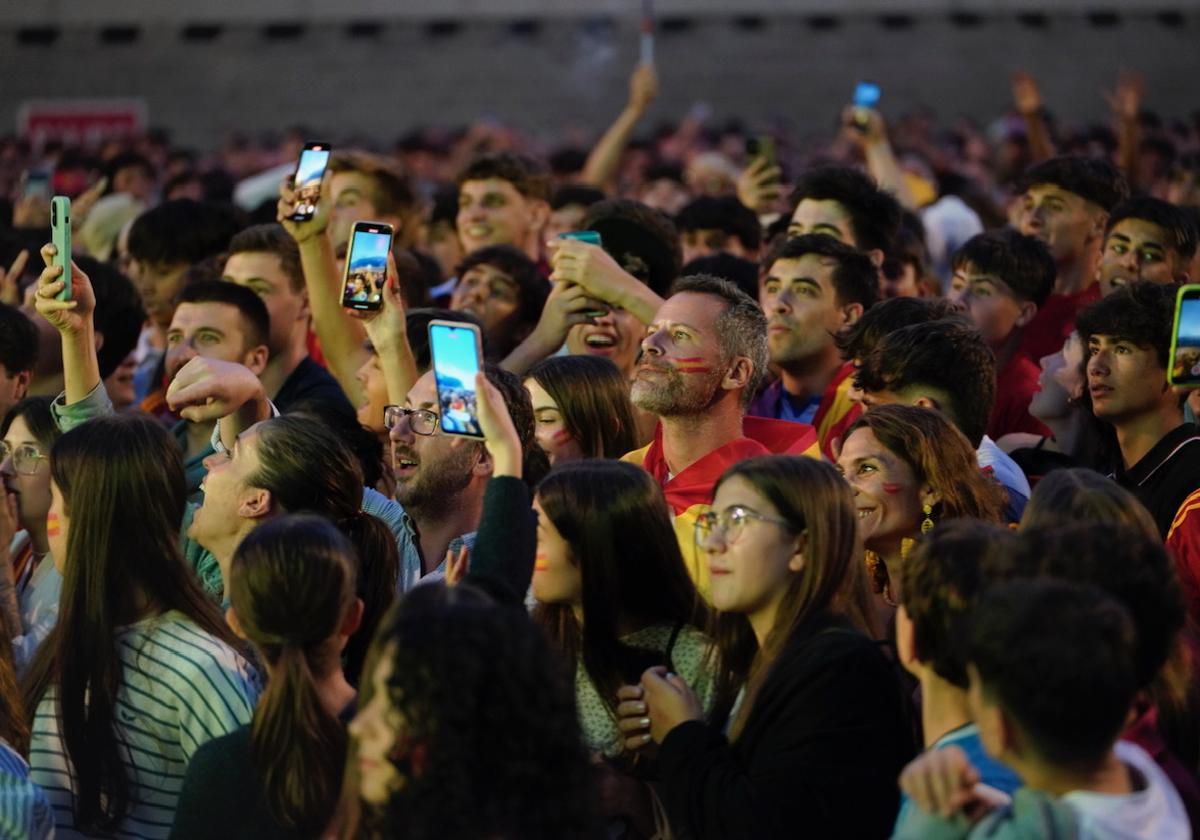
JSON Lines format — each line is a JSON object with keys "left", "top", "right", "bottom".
{"left": 0, "top": 397, "right": 62, "bottom": 675}
{"left": 532, "top": 459, "right": 715, "bottom": 835}
{"left": 616, "top": 455, "right": 913, "bottom": 840}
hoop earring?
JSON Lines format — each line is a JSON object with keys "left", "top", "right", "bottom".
{"left": 920, "top": 503, "right": 935, "bottom": 534}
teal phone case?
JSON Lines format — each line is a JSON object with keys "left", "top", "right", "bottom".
{"left": 51, "top": 196, "right": 71, "bottom": 301}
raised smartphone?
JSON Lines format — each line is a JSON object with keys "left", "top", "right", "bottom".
{"left": 1169, "top": 284, "right": 1200, "bottom": 388}
{"left": 22, "top": 169, "right": 52, "bottom": 202}
{"left": 341, "top": 221, "right": 393, "bottom": 312}
{"left": 428, "top": 320, "right": 485, "bottom": 438}
{"left": 290, "top": 142, "right": 332, "bottom": 222}
{"left": 746, "top": 136, "right": 777, "bottom": 169}
{"left": 851, "top": 81, "right": 882, "bottom": 131}
{"left": 558, "top": 231, "right": 607, "bottom": 316}
{"left": 50, "top": 196, "right": 71, "bottom": 301}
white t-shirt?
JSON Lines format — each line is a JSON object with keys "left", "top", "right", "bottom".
{"left": 1063, "top": 740, "right": 1190, "bottom": 840}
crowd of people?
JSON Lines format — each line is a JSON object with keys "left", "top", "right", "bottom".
{"left": 1, "top": 57, "right": 1200, "bottom": 839}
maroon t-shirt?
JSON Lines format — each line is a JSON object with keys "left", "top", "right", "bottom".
{"left": 987, "top": 352, "right": 1052, "bottom": 440}
{"left": 1017, "top": 284, "right": 1102, "bottom": 364}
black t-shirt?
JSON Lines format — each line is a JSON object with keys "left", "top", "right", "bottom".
{"left": 272, "top": 356, "right": 356, "bottom": 420}
{"left": 1113, "top": 423, "right": 1200, "bottom": 539}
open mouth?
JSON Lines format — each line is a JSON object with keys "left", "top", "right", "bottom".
{"left": 393, "top": 452, "right": 419, "bottom": 477}
{"left": 464, "top": 224, "right": 493, "bottom": 239}
{"left": 584, "top": 333, "right": 617, "bottom": 348}
{"left": 857, "top": 507, "right": 876, "bottom": 521}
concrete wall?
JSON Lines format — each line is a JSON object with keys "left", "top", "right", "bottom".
{"left": 2, "top": 10, "right": 1198, "bottom": 149}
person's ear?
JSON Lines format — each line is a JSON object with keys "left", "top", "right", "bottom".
{"left": 895, "top": 604, "right": 920, "bottom": 671}
{"left": 866, "top": 248, "right": 885, "bottom": 269}
{"left": 342, "top": 597, "right": 365, "bottom": 638}
{"left": 787, "top": 529, "right": 808, "bottom": 573}
{"left": 1089, "top": 210, "right": 1109, "bottom": 243}
{"left": 722, "top": 355, "right": 754, "bottom": 393}
{"left": 472, "top": 440, "right": 495, "bottom": 478}
{"left": 527, "top": 199, "right": 552, "bottom": 234}
{"left": 298, "top": 287, "right": 312, "bottom": 321}
{"left": 1015, "top": 300, "right": 1038, "bottom": 328}
{"left": 243, "top": 345, "right": 270, "bottom": 376}
{"left": 13, "top": 370, "right": 31, "bottom": 401}
{"left": 911, "top": 394, "right": 942, "bottom": 414}
{"left": 839, "top": 301, "right": 865, "bottom": 330}
{"left": 237, "top": 487, "right": 272, "bottom": 520}
{"left": 93, "top": 331, "right": 106, "bottom": 354}
{"left": 225, "top": 605, "right": 248, "bottom": 640}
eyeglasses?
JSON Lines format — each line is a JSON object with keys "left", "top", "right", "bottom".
{"left": 0, "top": 442, "right": 48, "bottom": 476}
{"left": 383, "top": 405, "right": 439, "bottom": 436}
{"left": 694, "top": 505, "right": 794, "bottom": 546}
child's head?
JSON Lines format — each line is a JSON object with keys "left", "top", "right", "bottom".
{"left": 949, "top": 228, "right": 1056, "bottom": 347}
{"left": 967, "top": 579, "right": 1138, "bottom": 776}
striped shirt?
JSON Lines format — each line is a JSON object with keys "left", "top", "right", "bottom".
{"left": 30, "top": 610, "right": 260, "bottom": 839}
{"left": 0, "top": 740, "right": 53, "bottom": 840}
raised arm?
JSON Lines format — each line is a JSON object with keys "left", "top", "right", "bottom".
{"left": 846, "top": 107, "right": 918, "bottom": 211}
{"left": 1011, "top": 71, "right": 1057, "bottom": 163}
{"left": 356, "top": 253, "right": 419, "bottom": 406}
{"left": 32, "top": 244, "right": 100, "bottom": 405}
{"left": 582, "top": 63, "right": 659, "bottom": 190}
{"left": 1105, "top": 70, "right": 1144, "bottom": 190}
{"left": 277, "top": 176, "right": 368, "bottom": 407}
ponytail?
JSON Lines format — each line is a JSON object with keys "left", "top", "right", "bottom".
{"left": 251, "top": 643, "right": 346, "bottom": 833}
{"left": 340, "top": 512, "right": 399, "bottom": 686}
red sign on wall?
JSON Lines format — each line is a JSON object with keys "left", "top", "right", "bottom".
{"left": 17, "top": 99, "right": 148, "bottom": 149}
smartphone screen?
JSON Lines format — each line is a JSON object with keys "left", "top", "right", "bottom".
{"left": 341, "top": 222, "right": 392, "bottom": 311}
{"left": 853, "top": 82, "right": 881, "bottom": 109}
{"left": 290, "top": 142, "right": 331, "bottom": 222}
{"left": 22, "top": 170, "right": 51, "bottom": 202}
{"left": 1170, "top": 286, "right": 1200, "bottom": 387}
{"left": 558, "top": 230, "right": 602, "bottom": 247}
{"left": 429, "top": 321, "right": 485, "bottom": 438}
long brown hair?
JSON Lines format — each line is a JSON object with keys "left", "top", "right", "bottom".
{"left": 230, "top": 514, "right": 356, "bottom": 835}
{"left": 22, "top": 414, "right": 238, "bottom": 834}
{"left": 0, "top": 610, "right": 26, "bottom": 751}
{"left": 845, "top": 404, "right": 1006, "bottom": 524}
{"left": 248, "top": 415, "right": 398, "bottom": 685}
{"left": 534, "top": 461, "right": 708, "bottom": 714}
{"left": 708, "top": 455, "right": 868, "bottom": 739}
{"left": 1020, "top": 467, "right": 1158, "bottom": 537}
{"left": 528, "top": 355, "right": 638, "bottom": 459}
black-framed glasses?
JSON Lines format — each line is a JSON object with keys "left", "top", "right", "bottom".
{"left": 0, "top": 442, "right": 48, "bottom": 476}
{"left": 383, "top": 405, "right": 439, "bottom": 436}
{"left": 694, "top": 505, "right": 794, "bottom": 546}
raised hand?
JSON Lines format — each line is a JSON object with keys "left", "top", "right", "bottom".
{"left": 0, "top": 249, "right": 29, "bottom": 306}
{"left": 474, "top": 371, "right": 523, "bottom": 479}
{"left": 33, "top": 244, "right": 95, "bottom": 337}
{"left": 1103, "top": 69, "right": 1144, "bottom": 122}
{"left": 1011, "top": 70, "right": 1043, "bottom": 115}
{"left": 166, "top": 357, "right": 268, "bottom": 424}
{"left": 736, "top": 155, "right": 784, "bottom": 214}
{"left": 629, "top": 63, "right": 659, "bottom": 113}
{"left": 277, "top": 171, "right": 332, "bottom": 244}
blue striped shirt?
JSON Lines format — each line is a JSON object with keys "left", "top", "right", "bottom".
{"left": 30, "top": 611, "right": 260, "bottom": 839}
{"left": 0, "top": 740, "right": 52, "bottom": 839}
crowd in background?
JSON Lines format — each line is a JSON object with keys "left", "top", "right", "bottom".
{"left": 0, "top": 59, "right": 1199, "bottom": 838}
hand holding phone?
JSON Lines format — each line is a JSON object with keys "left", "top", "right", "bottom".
{"left": 558, "top": 231, "right": 608, "bottom": 317}
{"left": 429, "top": 321, "right": 485, "bottom": 438}
{"left": 289, "top": 142, "right": 332, "bottom": 222}
{"left": 1169, "top": 285, "right": 1200, "bottom": 388}
{"left": 50, "top": 197, "right": 71, "bottom": 301}
{"left": 341, "top": 221, "right": 394, "bottom": 312}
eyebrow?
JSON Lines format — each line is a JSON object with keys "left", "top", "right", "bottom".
{"left": 650, "top": 320, "right": 700, "bottom": 333}
{"left": 338, "top": 188, "right": 365, "bottom": 200}
{"left": 533, "top": 404, "right": 560, "bottom": 413}
{"left": 1110, "top": 232, "right": 1166, "bottom": 249}
{"left": 767, "top": 274, "right": 822, "bottom": 291}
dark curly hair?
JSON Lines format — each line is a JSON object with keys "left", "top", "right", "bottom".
{"left": 362, "top": 584, "right": 598, "bottom": 839}
{"left": 456, "top": 152, "right": 551, "bottom": 202}
{"left": 951, "top": 228, "right": 1056, "bottom": 307}
{"left": 1075, "top": 280, "right": 1176, "bottom": 369}
{"left": 1018, "top": 155, "right": 1130, "bottom": 212}
{"left": 789, "top": 166, "right": 903, "bottom": 254}
{"left": 833, "top": 296, "right": 962, "bottom": 362}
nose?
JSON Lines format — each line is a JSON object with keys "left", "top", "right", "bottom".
{"left": 1038, "top": 351, "right": 1058, "bottom": 372}
{"left": 947, "top": 288, "right": 969, "bottom": 313}
{"left": 1087, "top": 351, "right": 1109, "bottom": 377}
{"left": 640, "top": 329, "right": 665, "bottom": 357}
{"left": 201, "top": 451, "right": 221, "bottom": 471}
{"left": 770, "top": 289, "right": 793, "bottom": 316}
{"left": 389, "top": 417, "right": 414, "bottom": 447}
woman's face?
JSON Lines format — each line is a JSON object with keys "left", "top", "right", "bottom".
{"left": 531, "top": 497, "right": 582, "bottom": 607}
{"left": 349, "top": 644, "right": 406, "bottom": 806}
{"left": 700, "top": 476, "right": 801, "bottom": 620}
{"left": 1030, "top": 332, "right": 1086, "bottom": 423}
{"left": 524, "top": 379, "right": 586, "bottom": 466}
{"left": 1, "top": 415, "right": 53, "bottom": 533}
{"left": 837, "top": 428, "right": 927, "bottom": 557}
{"left": 48, "top": 481, "right": 67, "bottom": 572}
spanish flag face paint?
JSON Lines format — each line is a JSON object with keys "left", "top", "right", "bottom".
{"left": 46, "top": 511, "right": 60, "bottom": 538}
{"left": 672, "top": 356, "right": 714, "bottom": 375}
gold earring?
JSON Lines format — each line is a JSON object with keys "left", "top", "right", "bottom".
{"left": 920, "top": 503, "right": 935, "bottom": 534}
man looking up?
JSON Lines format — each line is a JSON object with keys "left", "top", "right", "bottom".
{"left": 750, "top": 234, "right": 878, "bottom": 461}
{"left": 456, "top": 152, "right": 551, "bottom": 263}
{"left": 1076, "top": 282, "right": 1200, "bottom": 620}
{"left": 222, "top": 223, "right": 354, "bottom": 418}
{"left": 1097, "top": 196, "right": 1197, "bottom": 297}
{"left": 1014, "top": 155, "right": 1129, "bottom": 362}
{"left": 621, "top": 275, "right": 819, "bottom": 595}
{"left": 787, "top": 165, "right": 904, "bottom": 274}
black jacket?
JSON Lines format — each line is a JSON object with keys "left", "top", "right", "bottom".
{"left": 658, "top": 612, "right": 913, "bottom": 840}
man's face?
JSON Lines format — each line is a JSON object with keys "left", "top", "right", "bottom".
{"left": 788, "top": 199, "right": 856, "bottom": 244}
{"left": 631, "top": 292, "right": 731, "bottom": 417}
{"left": 449, "top": 263, "right": 523, "bottom": 348}
{"left": 128, "top": 259, "right": 188, "bottom": 330}
{"left": 330, "top": 171, "right": 386, "bottom": 251}
{"left": 223, "top": 251, "right": 308, "bottom": 356}
{"left": 1086, "top": 333, "right": 1171, "bottom": 426}
{"left": 760, "top": 254, "right": 848, "bottom": 369}
{"left": 948, "top": 262, "right": 1031, "bottom": 348}
{"left": 639, "top": 178, "right": 691, "bottom": 216}
{"left": 457, "top": 178, "right": 541, "bottom": 254}
{"left": 1017, "top": 184, "right": 1103, "bottom": 265}
{"left": 165, "top": 302, "right": 262, "bottom": 383}
{"left": 566, "top": 305, "right": 644, "bottom": 378}
{"left": 681, "top": 229, "right": 747, "bottom": 264}
{"left": 388, "top": 372, "right": 481, "bottom": 512}
{"left": 544, "top": 203, "right": 590, "bottom": 242}
{"left": 420, "top": 219, "right": 463, "bottom": 282}
{"left": 0, "top": 363, "right": 29, "bottom": 421}
{"left": 354, "top": 348, "right": 389, "bottom": 433}
{"left": 1098, "top": 218, "right": 1187, "bottom": 296}
{"left": 112, "top": 165, "right": 154, "bottom": 203}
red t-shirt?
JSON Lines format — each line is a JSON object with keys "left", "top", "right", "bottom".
{"left": 987, "top": 352, "right": 1052, "bottom": 440}
{"left": 1017, "top": 284, "right": 1101, "bottom": 364}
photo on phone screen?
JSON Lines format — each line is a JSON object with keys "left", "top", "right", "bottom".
{"left": 290, "top": 143, "right": 331, "bottom": 222}
{"left": 22, "top": 170, "right": 51, "bottom": 202}
{"left": 429, "top": 322, "right": 485, "bottom": 438}
{"left": 1170, "top": 286, "right": 1200, "bottom": 387}
{"left": 341, "top": 222, "right": 392, "bottom": 311}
